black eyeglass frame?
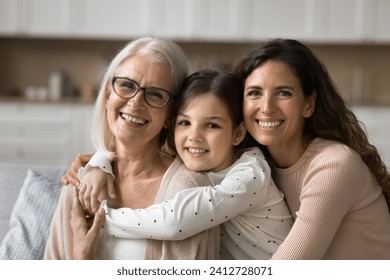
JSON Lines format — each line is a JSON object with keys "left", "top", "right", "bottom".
{"left": 111, "top": 76, "right": 173, "bottom": 108}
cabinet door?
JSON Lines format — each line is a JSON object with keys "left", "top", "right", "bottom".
{"left": 369, "top": 0, "right": 390, "bottom": 42}
{"left": 0, "top": 103, "right": 94, "bottom": 166}
{"left": 21, "top": 0, "right": 70, "bottom": 37}
{"left": 147, "top": 0, "right": 190, "bottom": 39}
{"left": 69, "top": 0, "right": 146, "bottom": 39}
{"left": 0, "top": 0, "right": 19, "bottom": 35}
{"left": 0, "top": 103, "right": 72, "bottom": 165}
{"left": 307, "top": 0, "right": 370, "bottom": 43}
{"left": 249, "top": 0, "right": 307, "bottom": 41}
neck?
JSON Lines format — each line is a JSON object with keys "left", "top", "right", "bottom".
{"left": 114, "top": 140, "right": 171, "bottom": 178}
{"left": 109, "top": 140, "right": 173, "bottom": 209}
{"left": 268, "top": 137, "right": 313, "bottom": 169}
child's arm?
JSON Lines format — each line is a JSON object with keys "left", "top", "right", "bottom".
{"left": 64, "top": 151, "right": 116, "bottom": 213}
{"left": 61, "top": 153, "right": 93, "bottom": 186}
{"left": 103, "top": 148, "right": 273, "bottom": 241}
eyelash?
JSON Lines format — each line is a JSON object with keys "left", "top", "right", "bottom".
{"left": 246, "top": 90, "right": 292, "bottom": 97}
{"left": 176, "top": 120, "right": 221, "bottom": 129}
{"left": 278, "top": 90, "right": 292, "bottom": 97}
{"left": 177, "top": 120, "right": 190, "bottom": 126}
{"left": 207, "top": 123, "right": 221, "bottom": 129}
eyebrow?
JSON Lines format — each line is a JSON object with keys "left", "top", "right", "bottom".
{"left": 245, "top": 85, "right": 295, "bottom": 91}
{"left": 177, "top": 113, "right": 227, "bottom": 123}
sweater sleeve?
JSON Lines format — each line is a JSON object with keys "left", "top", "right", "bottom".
{"left": 102, "top": 148, "right": 272, "bottom": 240}
{"left": 44, "top": 185, "right": 75, "bottom": 260}
{"left": 272, "top": 147, "right": 364, "bottom": 259}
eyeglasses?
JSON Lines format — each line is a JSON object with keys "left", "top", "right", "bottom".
{"left": 111, "top": 77, "right": 172, "bottom": 108}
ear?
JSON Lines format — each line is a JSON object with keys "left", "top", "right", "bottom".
{"left": 303, "top": 91, "right": 316, "bottom": 118}
{"left": 105, "top": 86, "right": 111, "bottom": 109}
{"left": 233, "top": 122, "right": 246, "bottom": 146}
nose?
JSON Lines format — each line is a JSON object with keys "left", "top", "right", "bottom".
{"left": 126, "top": 89, "right": 145, "bottom": 108}
{"left": 188, "top": 125, "right": 203, "bottom": 142}
{"left": 260, "top": 95, "right": 275, "bottom": 114}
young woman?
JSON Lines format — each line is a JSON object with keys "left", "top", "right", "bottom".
{"left": 235, "top": 38, "right": 390, "bottom": 259}
{"left": 69, "top": 70, "right": 293, "bottom": 260}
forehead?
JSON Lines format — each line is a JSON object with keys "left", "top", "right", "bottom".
{"left": 180, "top": 93, "right": 229, "bottom": 115}
{"left": 245, "top": 60, "right": 299, "bottom": 87}
{"left": 115, "top": 55, "right": 173, "bottom": 89}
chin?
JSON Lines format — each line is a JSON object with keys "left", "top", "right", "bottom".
{"left": 251, "top": 135, "right": 273, "bottom": 146}
{"left": 183, "top": 162, "right": 204, "bottom": 172}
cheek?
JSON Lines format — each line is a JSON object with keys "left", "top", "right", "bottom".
{"left": 243, "top": 102, "right": 255, "bottom": 124}
{"left": 243, "top": 99, "right": 256, "bottom": 114}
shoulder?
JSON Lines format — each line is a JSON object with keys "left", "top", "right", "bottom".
{"left": 163, "top": 157, "right": 211, "bottom": 187}
{"left": 309, "top": 138, "right": 362, "bottom": 168}
{"left": 237, "top": 147, "right": 268, "bottom": 165}
{"left": 303, "top": 138, "right": 370, "bottom": 193}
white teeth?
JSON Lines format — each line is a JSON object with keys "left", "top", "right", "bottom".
{"left": 188, "top": 148, "right": 207, "bottom": 154}
{"left": 257, "top": 120, "right": 282, "bottom": 128}
{"left": 121, "top": 113, "right": 146, "bottom": 125}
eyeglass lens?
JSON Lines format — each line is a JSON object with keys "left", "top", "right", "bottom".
{"left": 113, "top": 77, "right": 171, "bottom": 107}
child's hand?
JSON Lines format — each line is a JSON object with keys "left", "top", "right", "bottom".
{"left": 61, "top": 153, "right": 93, "bottom": 187}
{"left": 71, "top": 188, "right": 105, "bottom": 260}
{"left": 78, "top": 167, "right": 116, "bottom": 213}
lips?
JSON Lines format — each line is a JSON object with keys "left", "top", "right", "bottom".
{"left": 256, "top": 120, "right": 283, "bottom": 128}
{"left": 120, "top": 113, "right": 148, "bottom": 125}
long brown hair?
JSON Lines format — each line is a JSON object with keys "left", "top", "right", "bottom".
{"left": 235, "top": 38, "right": 390, "bottom": 209}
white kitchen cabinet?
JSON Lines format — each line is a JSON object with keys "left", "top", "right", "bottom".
{"left": 0, "top": 0, "right": 69, "bottom": 37}
{"left": 306, "top": 0, "right": 363, "bottom": 43}
{"left": 368, "top": 0, "right": 390, "bottom": 42}
{"left": 249, "top": 0, "right": 308, "bottom": 41}
{"left": 0, "top": 102, "right": 94, "bottom": 166}
{"left": 22, "top": 0, "right": 70, "bottom": 37}
{"left": 1, "top": 0, "right": 390, "bottom": 43}
{"left": 0, "top": 0, "right": 19, "bottom": 35}
{"left": 68, "top": 0, "right": 146, "bottom": 39}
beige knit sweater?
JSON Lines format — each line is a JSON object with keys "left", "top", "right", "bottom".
{"left": 44, "top": 157, "right": 219, "bottom": 260}
{"left": 271, "top": 138, "right": 390, "bottom": 259}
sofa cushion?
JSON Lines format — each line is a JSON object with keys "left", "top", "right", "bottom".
{"left": 0, "top": 164, "right": 65, "bottom": 241}
{"left": 0, "top": 169, "right": 62, "bottom": 259}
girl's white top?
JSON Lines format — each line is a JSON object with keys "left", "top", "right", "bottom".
{"left": 85, "top": 147, "right": 293, "bottom": 259}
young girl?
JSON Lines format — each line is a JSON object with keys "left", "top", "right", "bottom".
{"left": 73, "top": 70, "right": 293, "bottom": 259}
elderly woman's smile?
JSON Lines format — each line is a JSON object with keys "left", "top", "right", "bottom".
{"left": 120, "top": 112, "right": 148, "bottom": 125}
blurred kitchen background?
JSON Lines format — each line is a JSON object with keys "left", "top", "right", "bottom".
{"left": 0, "top": 0, "right": 389, "bottom": 167}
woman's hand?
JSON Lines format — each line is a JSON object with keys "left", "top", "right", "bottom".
{"left": 70, "top": 188, "right": 105, "bottom": 260}
{"left": 78, "top": 167, "right": 116, "bottom": 213}
{"left": 61, "top": 153, "right": 93, "bottom": 187}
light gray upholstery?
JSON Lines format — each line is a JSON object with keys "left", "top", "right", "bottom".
{"left": 0, "top": 163, "right": 65, "bottom": 242}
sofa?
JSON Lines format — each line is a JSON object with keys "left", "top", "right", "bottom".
{"left": 0, "top": 163, "right": 66, "bottom": 259}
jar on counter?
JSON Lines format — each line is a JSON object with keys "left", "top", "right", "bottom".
{"left": 48, "top": 70, "right": 64, "bottom": 101}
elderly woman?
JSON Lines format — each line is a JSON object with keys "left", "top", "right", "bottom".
{"left": 44, "top": 37, "right": 219, "bottom": 260}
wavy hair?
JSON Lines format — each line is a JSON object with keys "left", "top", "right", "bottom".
{"left": 235, "top": 38, "right": 390, "bottom": 208}
{"left": 91, "top": 37, "right": 188, "bottom": 160}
